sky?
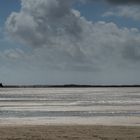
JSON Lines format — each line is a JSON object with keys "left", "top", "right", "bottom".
{"left": 1, "top": 0, "right": 140, "bottom": 85}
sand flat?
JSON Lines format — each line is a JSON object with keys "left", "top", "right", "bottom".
{"left": 0, "top": 125, "right": 140, "bottom": 140}
{"left": 0, "top": 88, "right": 140, "bottom": 139}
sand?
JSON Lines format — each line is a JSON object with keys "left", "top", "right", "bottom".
{"left": 0, "top": 125, "right": 140, "bottom": 140}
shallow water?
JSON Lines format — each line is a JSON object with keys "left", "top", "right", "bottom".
{"left": 0, "top": 88, "right": 140, "bottom": 125}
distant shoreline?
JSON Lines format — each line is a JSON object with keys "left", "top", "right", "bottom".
{"left": 1, "top": 84, "right": 140, "bottom": 88}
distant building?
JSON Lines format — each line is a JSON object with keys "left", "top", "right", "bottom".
{"left": 0, "top": 83, "right": 3, "bottom": 87}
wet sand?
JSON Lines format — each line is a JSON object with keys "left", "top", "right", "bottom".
{"left": 0, "top": 125, "right": 140, "bottom": 140}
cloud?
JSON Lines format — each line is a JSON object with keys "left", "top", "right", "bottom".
{"left": 103, "top": 6, "right": 140, "bottom": 21}
{"left": 6, "top": 0, "right": 82, "bottom": 47}
{"left": 106, "top": 0, "right": 140, "bottom": 5}
{"left": 88, "top": 0, "right": 140, "bottom": 5}
{"left": 5, "top": 0, "right": 140, "bottom": 73}
{"left": 3, "top": 48, "right": 24, "bottom": 59}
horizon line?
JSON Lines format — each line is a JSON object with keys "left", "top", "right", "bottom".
{"left": 1, "top": 84, "right": 140, "bottom": 88}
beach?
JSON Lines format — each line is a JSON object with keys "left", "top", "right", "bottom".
{"left": 0, "top": 125, "right": 139, "bottom": 140}
{"left": 0, "top": 88, "right": 140, "bottom": 139}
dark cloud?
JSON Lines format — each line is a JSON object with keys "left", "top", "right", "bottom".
{"left": 106, "top": 0, "right": 140, "bottom": 4}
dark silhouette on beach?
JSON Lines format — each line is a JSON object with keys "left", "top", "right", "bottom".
{"left": 2, "top": 84, "right": 140, "bottom": 88}
{"left": 0, "top": 83, "right": 3, "bottom": 87}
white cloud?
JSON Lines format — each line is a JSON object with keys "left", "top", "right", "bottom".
{"left": 4, "top": 0, "right": 140, "bottom": 83}
{"left": 103, "top": 6, "right": 140, "bottom": 21}
{"left": 4, "top": 49, "right": 24, "bottom": 59}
